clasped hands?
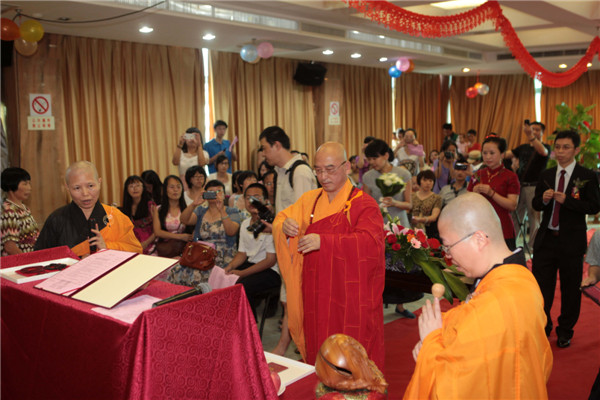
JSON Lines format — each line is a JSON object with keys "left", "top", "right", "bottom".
{"left": 282, "top": 218, "right": 320, "bottom": 254}
{"left": 412, "top": 297, "right": 443, "bottom": 362}
{"left": 472, "top": 184, "right": 494, "bottom": 197}
{"left": 543, "top": 189, "right": 566, "bottom": 204}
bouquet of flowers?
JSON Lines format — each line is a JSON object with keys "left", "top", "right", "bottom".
{"left": 384, "top": 216, "right": 469, "bottom": 303}
{"left": 375, "top": 172, "right": 405, "bottom": 197}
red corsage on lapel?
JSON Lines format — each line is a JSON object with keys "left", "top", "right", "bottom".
{"left": 571, "top": 178, "right": 588, "bottom": 200}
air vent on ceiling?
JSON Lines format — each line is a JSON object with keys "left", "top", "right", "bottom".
{"left": 497, "top": 48, "right": 587, "bottom": 61}
{"left": 300, "top": 23, "right": 345, "bottom": 38}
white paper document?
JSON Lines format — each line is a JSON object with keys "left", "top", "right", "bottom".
{"left": 35, "top": 249, "right": 136, "bottom": 295}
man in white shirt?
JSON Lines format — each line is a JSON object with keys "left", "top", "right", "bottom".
{"left": 258, "top": 125, "right": 318, "bottom": 356}
{"left": 259, "top": 126, "right": 318, "bottom": 214}
{"left": 224, "top": 183, "right": 280, "bottom": 311}
{"left": 532, "top": 130, "right": 600, "bottom": 348}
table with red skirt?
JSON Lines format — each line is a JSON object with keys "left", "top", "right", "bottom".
{"left": 1, "top": 247, "right": 284, "bottom": 400}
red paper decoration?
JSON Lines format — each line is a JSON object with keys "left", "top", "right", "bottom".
{"left": 344, "top": 0, "right": 600, "bottom": 88}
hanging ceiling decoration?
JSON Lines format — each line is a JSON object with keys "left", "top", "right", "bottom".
{"left": 343, "top": 0, "right": 600, "bottom": 88}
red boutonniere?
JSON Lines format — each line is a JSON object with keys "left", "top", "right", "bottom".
{"left": 571, "top": 178, "right": 588, "bottom": 200}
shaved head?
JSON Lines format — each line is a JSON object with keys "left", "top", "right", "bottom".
{"left": 439, "top": 192, "right": 505, "bottom": 244}
{"left": 316, "top": 142, "right": 347, "bottom": 163}
{"left": 65, "top": 161, "right": 99, "bottom": 185}
{"left": 314, "top": 142, "right": 350, "bottom": 197}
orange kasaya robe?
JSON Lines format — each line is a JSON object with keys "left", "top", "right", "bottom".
{"left": 404, "top": 264, "right": 553, "bottom": 400}
{"left": 273, "top": 179, "right": 386, "bottom": 370}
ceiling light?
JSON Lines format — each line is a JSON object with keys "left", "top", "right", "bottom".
{"left": 586, "top": 62, "right": 592, "bottom": 67}
{"left": 322, "top": 49, "right": 334, "bottom": 55}
{"left": 352, "top": 30, "right": 359, "bottom": 34}
{"left": 462, "top": 67, "right": 470, "bottom": 73}
{"left": 431, "top": 0, "right": 486, "bottom": 10}
{"left": 203, "top": 33, "right": 216, "bottom": 40}
{"left": 558, "top": 63, "right": 567, "bottom": 69}
{"left": 379, "top": 57, "right": 388, "bottom": 62}
{"left": 139, "top": 26, "right": 153, "bottom": 33}
{"left": 378, "top": 35, "right": 385, "bottom": 39}
{"left": 351, "top": 53, "right": 362, "bottom": 59}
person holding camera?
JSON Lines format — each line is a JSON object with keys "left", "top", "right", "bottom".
{"left": 224, "top": 183, "right": 281, "bottom": 311}
{"left": 433, "top": 140, "right": 458, "bottom": 194}
{"left": 468, "top": 136, "right": 520, "bottom": 250}
{"left": 172, "top": 127, "right": 208, "bottom": 188}
{"left": 504, "top": 121, "right": 550, "bottom": 247}
{"left": 439, "top": 159, "right": 469, "bottom": 208}
{"left": 178, "top": 180, "right": 241, "bottom": 269}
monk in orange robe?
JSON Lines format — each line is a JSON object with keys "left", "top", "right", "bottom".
{"left": 273, "top": 142, "right": 386, "bottom": 370}
{"left": 405, "top": 193, "right": 552, "bottom": 399}
{"left": 35, "top": 161, "right": 142, "bottom": 257}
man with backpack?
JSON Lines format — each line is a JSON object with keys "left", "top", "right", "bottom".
{"left": 259, "top": 125, "right": 318, "bottom": 356}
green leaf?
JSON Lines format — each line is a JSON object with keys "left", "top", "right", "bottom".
{"left": 442, "top": 270, "right": 469, "bottom": 301}
{"left": 419, "top": 259, "right": 454, "bottom": 304}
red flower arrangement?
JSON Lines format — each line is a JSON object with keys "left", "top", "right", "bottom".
{"left": 384, "top": 217, "right": 469, "bottom": 303}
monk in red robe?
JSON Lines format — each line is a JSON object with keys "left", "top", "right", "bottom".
{"left": 273, "top": 142, "right": 385, "bottom": 370}
{"left": 405, "top": 193, "right": 552, "bottom": 399}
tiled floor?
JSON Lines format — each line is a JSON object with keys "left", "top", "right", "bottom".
{"left": 257, "top": 216, "right": 600, "bottom": 359}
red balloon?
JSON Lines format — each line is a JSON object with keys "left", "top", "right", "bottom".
{"left": 0, "top": 18, "right": 20, "bottom": 41}
{"left": 466, "top": 87, "right": 478, "bottom": 98}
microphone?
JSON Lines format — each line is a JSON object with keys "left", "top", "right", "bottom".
{"left": 152, "top": 282, "right": 212, "bottom": 308}
{"left": 88, "top": 217, "right": 97, "bottom": 253}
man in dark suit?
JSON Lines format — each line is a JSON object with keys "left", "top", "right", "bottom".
{"left": 532, "top": 130, "right": 600, "bottom": 348}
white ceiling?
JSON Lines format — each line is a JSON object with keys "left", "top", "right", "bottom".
{"left": 2, "top": 0, "right": 599, "bottom": 76}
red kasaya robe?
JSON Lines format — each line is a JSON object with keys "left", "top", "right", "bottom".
{"left": 273, "top": 179, "right": 386, "bottom": 370}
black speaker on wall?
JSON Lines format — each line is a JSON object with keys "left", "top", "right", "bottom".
{"left": 294, "top": 62, "right": 327, "bottom": 86}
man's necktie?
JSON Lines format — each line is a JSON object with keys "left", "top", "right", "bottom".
{"left": 551, "top": 170, "right": 566, "bottom": 228}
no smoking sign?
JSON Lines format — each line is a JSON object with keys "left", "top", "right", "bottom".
{"left": 28, "top": 94, "right": 55, "bottom": 130}
{"left": 29, "top": 94, "right": 52, "bottom": 116}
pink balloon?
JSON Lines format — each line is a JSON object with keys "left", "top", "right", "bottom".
{"left": 396, "top": 58, "right": 411, "bottom": 72}
{"left": 466, "top": 86, "right": 478, "bottom": 99}
{"left": 257, "top": 42, "right": 274, "bottom": 59}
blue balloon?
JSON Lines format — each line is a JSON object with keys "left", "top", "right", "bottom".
{"left": 388, "top": 66, "right": 401, "bottom": 78}
{"left": 240, "top": 45, "right": 258, "bottom": 63}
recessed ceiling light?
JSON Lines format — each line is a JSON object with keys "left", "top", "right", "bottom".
{"left": 378, "top": 35, "right": 385, "bottom": 39}
{"left": 322, "top": 49, "right": 334, "bottom": 55}
{"left": 462, "top": 67, "right": 470, "bottom": 73}
{"left": 203, "top": 33, "right": 216, "bottom": 40}
{"left": 351, "top": 53, "right": 362, "bottom": 59}
{"left": 558, "top": 63, "right": 567, "bottom": 69}
{"left": 431, "top": 0, "right": 486, "bottom": 10}
{"left": 352, "top": 30, "right": 359, "bottom": 34}
{"left": 139, "top": 26, "right": 153, "bottom": 33}
{"left": 586, "top": 62, "right": 592, "bottom": 67}
{"left": 379, "top": 57, "right": 388, "bottom": 62}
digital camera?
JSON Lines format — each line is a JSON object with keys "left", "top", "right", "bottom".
{"left": 246, "top": 196, "right": 275, "bottom": 238}
{"left": 202, "top": 191, "right": 218, "bottom": 200}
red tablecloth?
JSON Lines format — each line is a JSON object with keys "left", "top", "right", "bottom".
{"left": 2, "top": 276, "right": 278, "bottom": 399}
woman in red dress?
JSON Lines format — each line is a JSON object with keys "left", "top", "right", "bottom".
{"left": 468, "top": 135, "right": 520, "bottom": 250}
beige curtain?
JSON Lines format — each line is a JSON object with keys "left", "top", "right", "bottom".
{"left": 394, "top": 73, "right": 445, "bottom": 154}
{"left": 450, "top": 74, "right": 535, "bottom": 152}
{"left": 541, "top": 70, "right": 600, "bottom": 135}
{"left": 324, "top": 63, "right": 392, "bottom": 158}
{"left": 209, "top": 51, "right": 316, "bottom": 171}
{"left": 61, "top": 36, "right": 204, "bottom": 205}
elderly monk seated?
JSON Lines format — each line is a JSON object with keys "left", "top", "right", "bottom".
{"left": 35, "top": 161, "right": 142, "bottom": 257}
{"left": 404, "top": 192, "right": 553, "bottom": 400}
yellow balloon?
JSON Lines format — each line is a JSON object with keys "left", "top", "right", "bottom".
{"left": 14, "top": 37, "right": 38, "bottom": 56}
{"left": 19, "top": 20, "right": 44, "bottom": 42}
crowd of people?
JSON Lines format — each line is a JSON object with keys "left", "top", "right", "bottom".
{"left": 2, "top": 119, "right": 600, "bottom": 398}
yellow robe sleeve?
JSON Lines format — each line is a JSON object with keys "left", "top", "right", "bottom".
{"left": 404, "top": 265, "right": 553, "bottom": 399}
{"left": 272, "top": 188, "right": 322, "bottom": 361}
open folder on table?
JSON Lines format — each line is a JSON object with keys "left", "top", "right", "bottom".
{"left": 35, "top": 249, "right": 178, "bottom": 308}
